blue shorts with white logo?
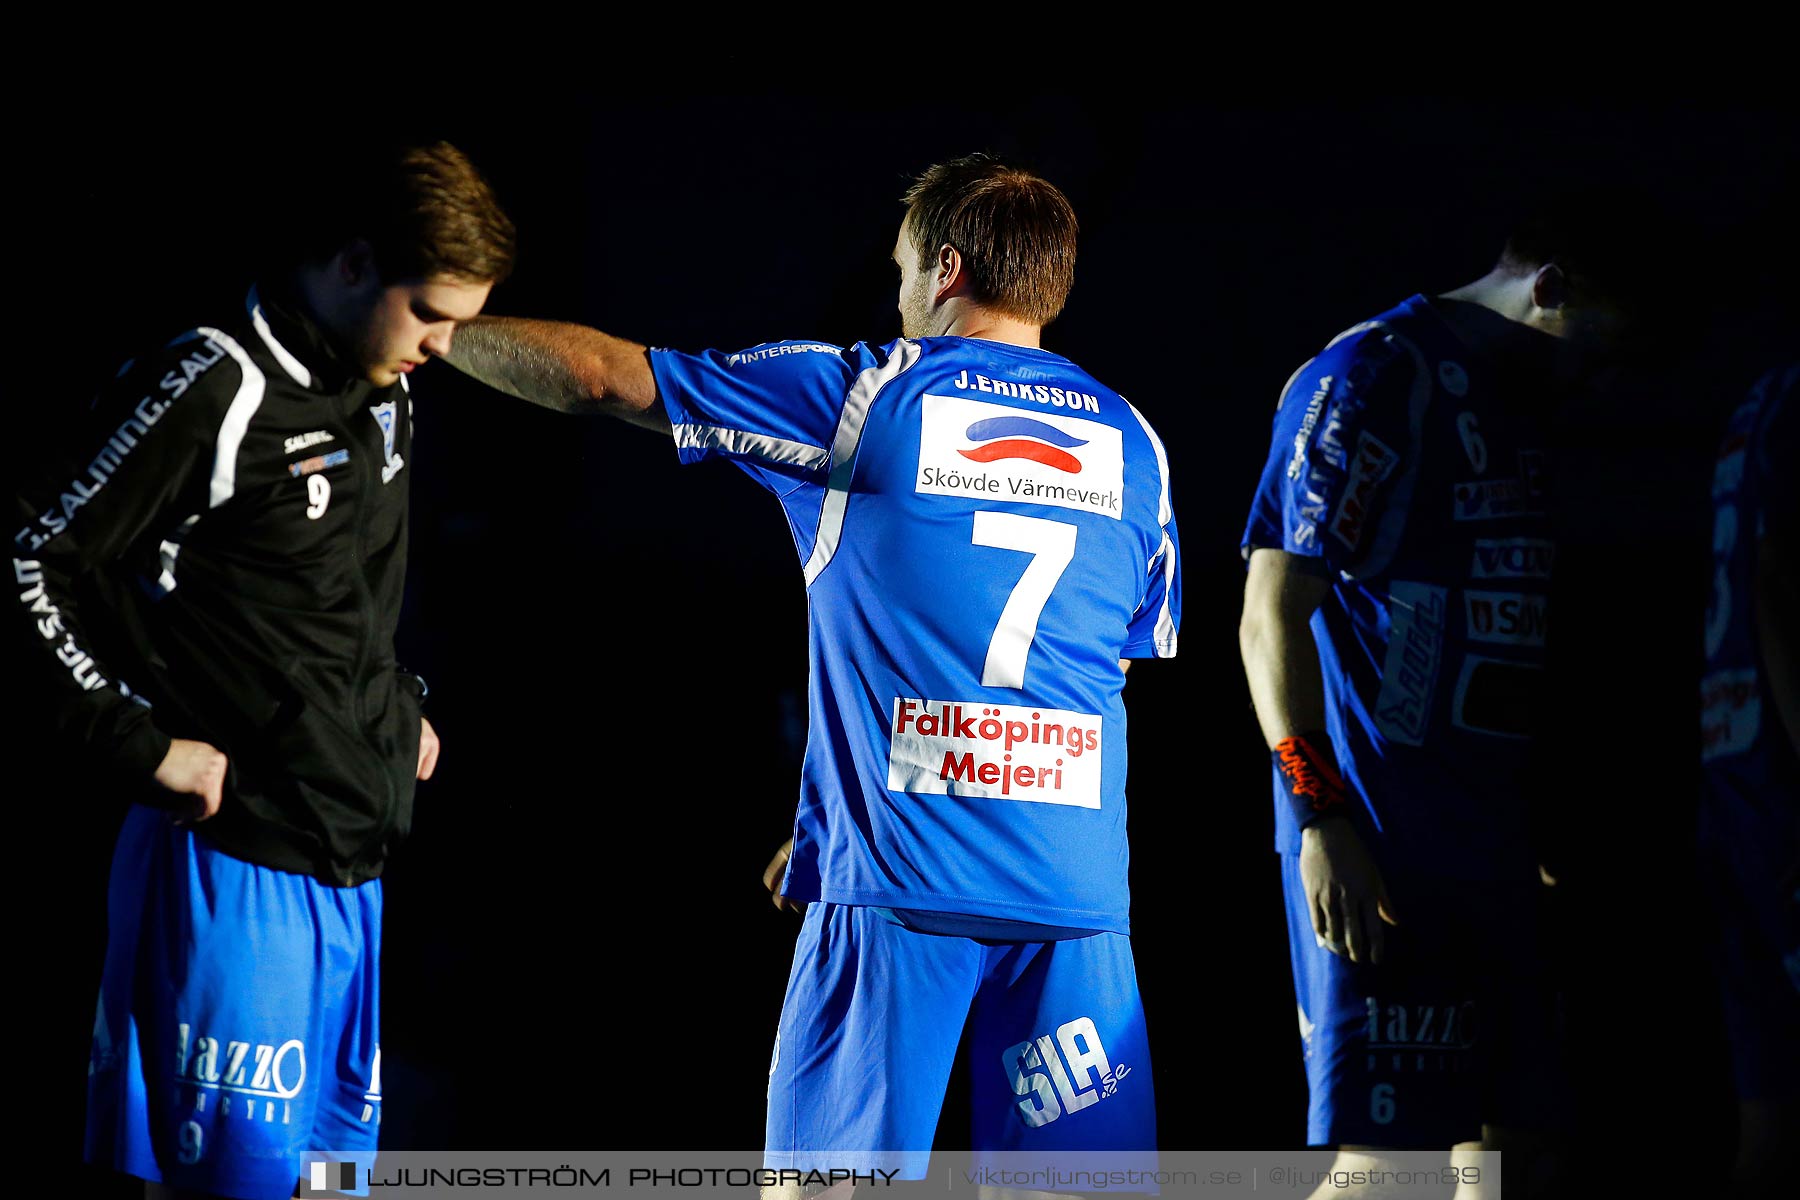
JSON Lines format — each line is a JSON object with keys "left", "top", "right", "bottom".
{"left": 1281, "top": 855, "right": 1563, "bottom": 1148}
{"left": 85, "top": 805, "right": 382, "bottom": 1200}
{"left": 765, "top": 902, "right": 1155, "bottom": 1181}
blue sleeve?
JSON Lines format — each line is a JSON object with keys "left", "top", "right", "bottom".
{"left": 1124, "top": 507, "right": 1181, "bottom": 659}
{"left": 1124, "top": 412, "right": 1180, "bottom": 658}
{"left": 1240, "top": 333, "right": 1417, "bottom": 576}
{"left": 649, "top": 340, "right": 867, "bottom": 494}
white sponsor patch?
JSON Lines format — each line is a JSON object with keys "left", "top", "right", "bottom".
{"left": 282, "top": 430, "right": 335, "bottom": 455}
{"left": 726, "top": 342, "right": 838, "bottom": 367}
{"left": 1374, "top": 581, "right": 1447, "bottom": 747}
{"left": 1464, "top": 590, "right": 1548, "bottom": 647}
{"left": 1327, "top": 431, "right": 1400, "bottom": 550}
{"left": 1285, "top": 375, "right": 1332, "bottom": 481}
{"left": 917, "top": 395, "right": 1123, "bottom": 520}
{"left": 1701, "top": 668, "right": 1761, "bottom": 762}
{"left": 1453, "top": 478, "right": 1540, "bottom": 521}
{"left": 1471, "top": 537, "right": 1555, "bottom": 579}
{"left": 887, "top": 697, "right": 1101, "bottom": 808}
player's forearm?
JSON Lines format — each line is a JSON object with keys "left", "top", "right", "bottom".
{"left": 12, "top": 552, "right": 173, "bottom": 777}
{"left": 1241, "top": 610, "right": 1329, "bottom": 748}
{"left": 1239, "top": 553, "right": 1331, "bottom": 748}
{"left": 445, "top": 317, "right": 665, "bottom": 428}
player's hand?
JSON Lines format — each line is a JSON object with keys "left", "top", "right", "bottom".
{"left": 152, "top": 738, "right": 227, "bottom": 825}
{"left": 763, "top": 838, "right": 806, "bottom": 915}
{"left": 1300, "top": 817, "right": 1399, "bottom": 964}
{"left": 417, "top": 716, "right": 440, "bottom": 781}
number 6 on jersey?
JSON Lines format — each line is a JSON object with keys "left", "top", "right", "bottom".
{"left": 973, "top": 511, "right": 1077, "bottom": 689}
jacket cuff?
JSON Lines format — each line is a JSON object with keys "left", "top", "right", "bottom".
{"left": 118, "top": 718, "right": 174, "bottom": 782}
{"left": 398, "top": 669, "right": 429, "bottom": 706}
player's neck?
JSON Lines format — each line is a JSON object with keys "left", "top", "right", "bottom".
{"left": 937, "top": 302, "right": 1043, "bottom": 349}
{"left": 1433, "top": 273, "right": 1552, "bottom": 363}
{"left": 291, "top": 266, "right": 357, "bottom": 356}
{"left": 1432, "top": 280, "right": 1571, "bottom": 396}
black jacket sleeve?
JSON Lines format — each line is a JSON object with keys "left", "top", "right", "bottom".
{"left": 9, "top": 339, "right": 239, "bottom": 779}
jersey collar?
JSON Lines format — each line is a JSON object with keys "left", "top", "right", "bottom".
{"left": 246, "top": 283, "right": 360, "bottom": 394}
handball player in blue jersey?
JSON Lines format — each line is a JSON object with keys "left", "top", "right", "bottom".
{"left": 1699, "top": 364, "right": 1799, "bottom": 1199}
{"left": 1239, "top": 209, "right": 1634, "bottom": 1198}
{"left": 443, "top": 156, "right": 1180, "bottom": 1188}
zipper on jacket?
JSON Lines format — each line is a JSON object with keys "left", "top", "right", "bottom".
{"left": 341, "top": 392, "right": 400, "bottom": 878}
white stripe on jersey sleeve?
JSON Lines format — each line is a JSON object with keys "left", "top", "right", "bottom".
{"left": 172, "top": 327, "right": 268, "bottom": 510}
{"left": 1150, "top": 530, "right": 1177, "bottom": 657}
{"left": 671, "top": 423, "right": 829, "bottom": 470}
{"left": 802, "top": 340, "right": 922, "bottom": 586}
{"left": 1127, "top": 399, "right": 1178, "bottom": 657}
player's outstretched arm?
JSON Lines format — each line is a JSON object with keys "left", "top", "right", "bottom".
{"left": 444, "top": 316, "right": 668, "bottom": 432}
{"left": 1240, "top": 548, "right": 1399, "bottom": 964}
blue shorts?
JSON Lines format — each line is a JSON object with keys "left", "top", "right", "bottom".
{"left": 85, "top": 805, "right": 382, "bottom": 1200}
{"left": 1281, "top": 855, "right": 1563, "bottom": 1148}
{"left": 765, "top": 902, "right": 1155, "bottom": 1180}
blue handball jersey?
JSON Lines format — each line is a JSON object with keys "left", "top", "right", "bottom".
{"left": 1243, "top": 295, "right": 1552, "bottom": 881}
{"left": 651, "top": 337, "right": 1180, "bottom": 933}
{"left": 1701, "top": 365, "right": 1800, "bottom": 912}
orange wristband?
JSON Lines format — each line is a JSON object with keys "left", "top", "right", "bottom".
{"left": 1273, "top": 733, "right": 1349, "bottom": 828}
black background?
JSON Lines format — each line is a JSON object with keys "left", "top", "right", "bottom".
{"left": 9, "top": 91, "right": 1796, "bottom": 1192}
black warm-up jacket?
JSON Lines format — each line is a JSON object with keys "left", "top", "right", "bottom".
{"left": 11, "top": 286, "right": 424, "bottom": 886}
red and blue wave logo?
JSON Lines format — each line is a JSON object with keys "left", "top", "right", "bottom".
{"left": 957, "top": 416, "right": 1088, "bottom": 474}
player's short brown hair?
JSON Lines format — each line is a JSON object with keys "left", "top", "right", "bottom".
{"left": 303, "top": 141, "right": 516, "bottom": 285}
{"left": 902, "top": 155, "right": 1078, "bottom": 326}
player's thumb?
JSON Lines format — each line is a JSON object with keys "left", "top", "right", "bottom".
{"left": 1377, "top": 886, "right": 1400, "bottom": 926}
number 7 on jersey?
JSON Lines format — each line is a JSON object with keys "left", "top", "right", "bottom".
{"left": 973, "top": 511, "right": 1077, "bottom": 689}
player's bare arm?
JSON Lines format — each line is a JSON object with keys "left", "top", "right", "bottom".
{"left": 445, "top": 316, "right": 667, "bottom": 431}
{"left": 1240, "top": 547, "right": 1398, "bottom": 964}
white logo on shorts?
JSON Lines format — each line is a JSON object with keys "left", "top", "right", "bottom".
{"left": 170, "top": 1022, "right": 308, "bottom": 1130}
{"left": 1002, "top": 1016, "right": 1129, "bottom": 1129}
{"left": 361, "top": 1045, "right": 382, "bottom": 1125}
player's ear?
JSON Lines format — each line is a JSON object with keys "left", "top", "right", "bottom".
{"left": 935, "top": 243, "right": 963, "bottom": 301}
{"left": 337, "top": 239, "right": 378, "bottom": 290}
{"left": 1530, "top": 263, "right": 1570, "bottom": 314}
